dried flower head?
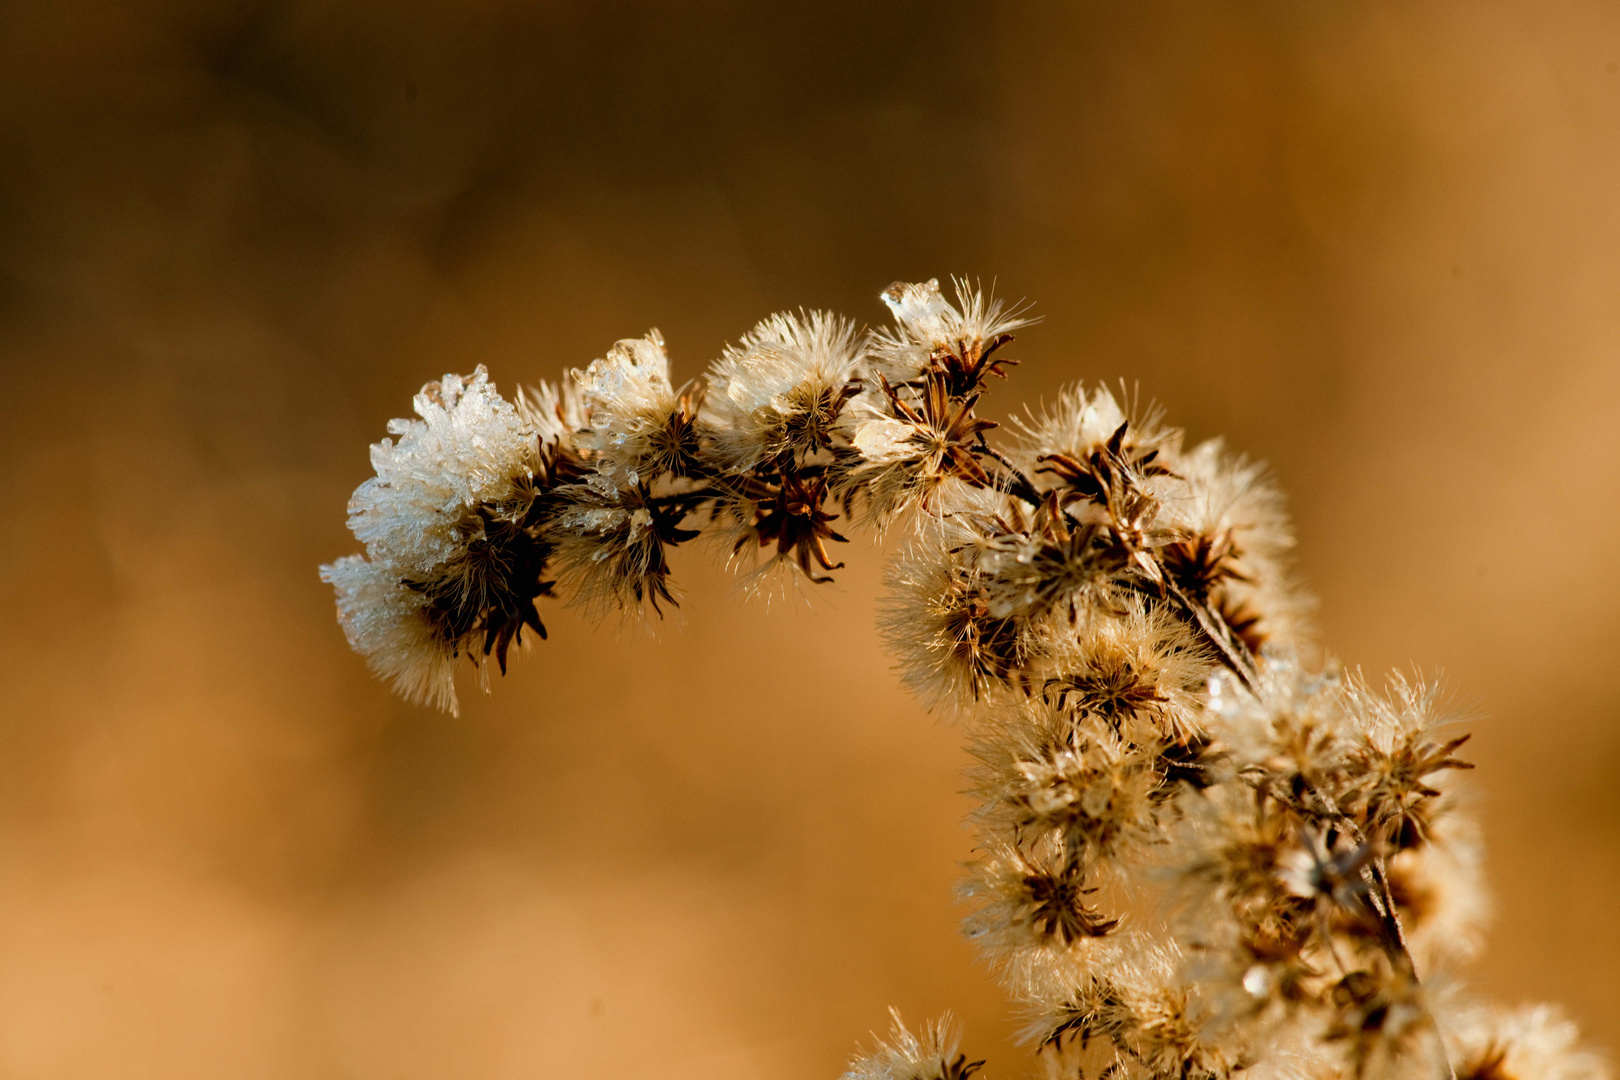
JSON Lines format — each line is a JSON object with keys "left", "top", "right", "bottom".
{"left": 843, "top": 1011, "right": 983, "bottom": 1080}
{"left": 320, "top": 365, "right": 562, "bottom": 713}
{"left": 705, "top": 309, "right": 863, "bottom": 471}
{"left": 575, "top": 330, "right": 701, "bottom": 486}
{"left": 869, "top": 277, "right": 1034, "bottom": 386}
{"left": 1443, "top": 1004, "right": 1609, "bottom": 1080}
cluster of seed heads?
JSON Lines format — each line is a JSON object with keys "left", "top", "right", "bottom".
{"left": 322, "top": 280, "right": 1606, "bottom": 1080}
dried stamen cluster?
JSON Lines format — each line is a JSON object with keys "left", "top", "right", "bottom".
{"left": 321, "top": 280, "right": 1606, "bottom": 1080}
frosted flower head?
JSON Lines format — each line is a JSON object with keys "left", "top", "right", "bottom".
{"left": 574, "top": 330, "right": 699, "bottom": 486}
{"left": 704, "top": 309, "right": 863, "bottom": 471}
{"left": 870, "top": 277, "right": 1035, "bottom": 386}
{"left": 347, "top": 365, "right": 540, "bottom": 569}
{"left": 321, "top": 365, "right": 561, "bottom": 714}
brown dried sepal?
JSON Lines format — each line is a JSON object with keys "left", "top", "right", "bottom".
{"left": 925, "top": 329, "right": 1019, "bottom": 399}
{"left": 1044, "top": 661, "right": 1171, "bottom": 731}
{"left": 941, "top": 577, "right": 1032, "bottom": 696}
{"left": 1160, "top": 532, "right": 1253, "bottom": 603}
{"left": 1346, "top": 732, "right": 1474, "bottom": 851}
{"left": 1018, "top": 860, "right": 1122, "bottom": 945}
{"left": 730, "top": 470, "right": 849, "bottom": 582}
{"left": 879, "top": 370, "right": 999, "bottom": 489}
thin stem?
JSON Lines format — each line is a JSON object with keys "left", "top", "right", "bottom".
{"left": 973, "top": 441, "right": 1043, "bottom": 508}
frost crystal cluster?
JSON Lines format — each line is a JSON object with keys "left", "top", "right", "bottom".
{"left": 322, "top": 280, "right": 1607, "bottom": 1080}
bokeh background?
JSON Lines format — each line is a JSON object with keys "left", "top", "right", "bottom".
{"left": 0, "top": 1, "right": 1617, "bottom": 1076}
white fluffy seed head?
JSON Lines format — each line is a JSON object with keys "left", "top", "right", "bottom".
{"left": 704, "top": 309, "right": 863, "bottom": 471}
{"left": 842, "top": 1010, "right": 977, "bottom": 1080}
{"left": 879, "top": 489, "right": 1056, "bottom": 713}
{"left": 321, "top": 365, "right": 549, "bottom": 716}
{"left": 573, "top": 330, "right": 681, "bottom": 487}
{"left": 869, "top": 277, "right": 1035, "bottom": 381}
{"left": 1441, "top": 1002, "right": 1611, "bottom": 1080}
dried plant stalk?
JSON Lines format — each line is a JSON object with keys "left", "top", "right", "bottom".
{"left": 321, "top": 279, "right": 1607, "bottom": 1080}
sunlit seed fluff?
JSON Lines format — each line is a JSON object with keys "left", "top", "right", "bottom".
{"left": 1041, "top": 601, "right": 1214, "bottom": 744}
{"left": 879, "top": 490, "right": 1051, "bottom": 712}
{"left": 1441, "top": 1002, "right": 1610, "bottom": 1080}
{"left": 1013, "top": 383, "right": 1178, "bottom": 483}
{"left": 1014, "top": 383, "right": 1308, "bottom": 658}
{"left": 1386, "top": 810, "right": 1488, "bottom": 971}
{"left": 961, "top": 835, "right": 1122, "bottom": 963}
{"left": 573, "top": 330, "right": 685, "bottom": 487}
{"left": 1025, "top": 938, "right": 1244, "bottom": 1080}
{"left": 704, "top": 309, "right": 863, "bottom": 471}
{"left": 1159, "top": 437, "right": 1310, "bottom": 655}
{"left": 869, "top": 277, "right": 1035, "bottom": 382}
{"left": 1319, "top": 963, "right": 1438, "bottom": 1080}
{"left": 320, "top": 554, "right": 462, "bottom": 714}
{"left": 841, "top": 382, "right": 999, "bottom": 526}
{"left": 969, "top": 699, "right": 1164, "bottom": 868}
{"left": 842, "top": 1010, "right": 983, "bottom": 1080}
{"left": 548, "top": 482, "right": 677, "bottom": 618}
{"left": 1201, "top": 652, "right": 1350, "bottom": 770}
{"left": 841, "top": 415, "right": 964, "bottom": 524}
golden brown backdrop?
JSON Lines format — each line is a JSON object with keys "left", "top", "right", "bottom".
{"left": 0, "top": 1, "right": 1615, "bottom": 1076}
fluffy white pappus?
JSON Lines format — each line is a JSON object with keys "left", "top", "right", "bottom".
{"left": 319, "top": 554, "right": 464, "bottom": 715}
{"left": 1016, "top": 383, "right": 1310, "bottom": 659}
{"left": 879, "top": 490, "right": 1055, "bottom": 713}
{"left": 704, "top": 309, "right": 863, "bottom": 470}
{"left": 1021, "top": 934, "right": 1244, "bottom": 1080}
{"left": 869, "top": 277, "right": 1035, "bottom": 380}
{"left": 547, "top": 483, "right": 675, "bottom": 618}
{"left": 574, "top": 330, "right": 682, "bottom": 486}
{"left": 347, "top": 365, "right": 539, "bottom": 571}
{"left": 1013, "top": 383, "right": 1179, "bottom": 477}
{"left": 1440, "top": 1002, "right": 1610, "bottom": 1080}
{"left": 1203, "top": 652, "right": 1351, "bottom": 768}
{"left": 1387, "top": 810, "right": 1489, "bottom": 972}
{"left": 1160, "top": 437, "right": 1312, "bottom": 655}
{"left": 1041, "top": 602, "right": 1216, "bottom": 744}
{"left": 961, "top": 834, "right": 1124, "bottom": 968}
{"left": 968, "top": 697, "right": 1167, "bottom": 872}
{"left": 839, "top": 383, "right": 1007, "bottom": 529}
{"left": 515, "top": 372, "right": 589, "bottom": 451}
{"left": 843, "top": 1010, "right": 981, "bottom": 1080}
{"left": 841, "top": 412, "right": 953, "bottom": 526}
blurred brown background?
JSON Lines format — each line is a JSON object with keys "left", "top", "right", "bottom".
{"left": 0, "top": 1, "right": 1616, "bottom": 1076}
